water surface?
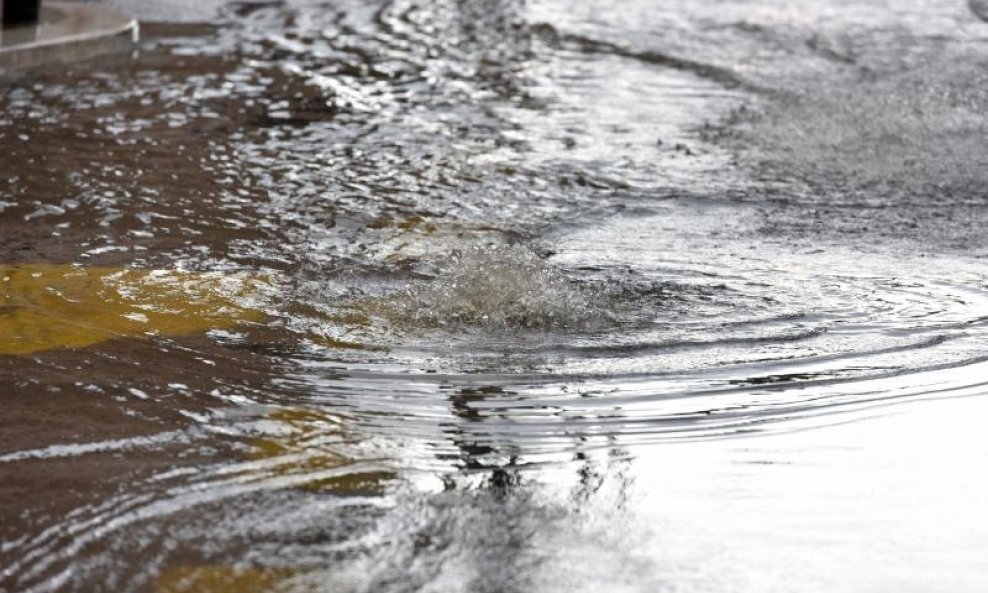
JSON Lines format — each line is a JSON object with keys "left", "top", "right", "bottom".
{"left": 2, "top": 0, "right": 988, "bottom": 591}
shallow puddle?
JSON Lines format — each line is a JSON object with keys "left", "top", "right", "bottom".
{"left": 3, "top": 0, "right": 988, "bottom": 591}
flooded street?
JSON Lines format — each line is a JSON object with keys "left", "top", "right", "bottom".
{"left": 3, "top": 0, "right": 988, "bottom": 591}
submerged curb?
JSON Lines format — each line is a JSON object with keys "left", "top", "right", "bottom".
{"left": 0, "top": 1, "right": 137, "bottom": 73}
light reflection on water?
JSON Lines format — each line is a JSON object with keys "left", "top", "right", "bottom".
{"left": 2, "top": 0, "right": 988, "bottom": 591}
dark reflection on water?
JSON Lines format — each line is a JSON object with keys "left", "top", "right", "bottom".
{"left": 4, "top": 0, "right": 988, "bottom": 591}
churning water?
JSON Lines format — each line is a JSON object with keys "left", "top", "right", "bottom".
{"left": 2, "top": 0, "right": 988, "bottom": 591}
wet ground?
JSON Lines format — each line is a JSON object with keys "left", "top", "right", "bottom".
{"left": 2, "top": 1, "right": 988, "bottom": 591}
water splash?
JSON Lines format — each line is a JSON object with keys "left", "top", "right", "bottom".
{"left": 380, "top": 244, "right": 607, "bottom": 331}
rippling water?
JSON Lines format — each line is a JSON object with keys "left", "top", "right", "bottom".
{"left": 3, "top": 0, "right": 988, "bottom": 591}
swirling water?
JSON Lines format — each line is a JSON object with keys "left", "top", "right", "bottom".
{"left": 2, "top": 0, "right": 988, "bottom": 591}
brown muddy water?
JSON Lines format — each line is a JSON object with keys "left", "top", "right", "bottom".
{"left": 3, "top": 1, "right": 988, "bottom": 592}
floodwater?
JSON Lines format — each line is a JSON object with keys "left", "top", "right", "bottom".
{"left": 2, "top": 0, "right": 988, "bottom": 591}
